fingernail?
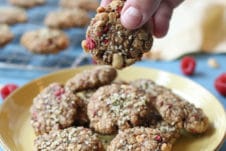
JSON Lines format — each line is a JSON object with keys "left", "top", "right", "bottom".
{"left": 121, "top": 6, "right": 143, "bottom": 29}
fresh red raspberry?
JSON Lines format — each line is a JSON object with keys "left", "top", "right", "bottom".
{"left": 180, "top": 56, "right": 196, "bottom": 75}
{"left": 214, "top": 73, "right": 226, "bottom": 96}
{"left": 0, "top": 84, "right": 18, "bottom": 99}
{"left": 86, "top": 37, "right": 96, "bottom": 50}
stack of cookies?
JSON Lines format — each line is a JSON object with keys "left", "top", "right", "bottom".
{"left": 30, "top": 65, "right": 209, "bottom": 151}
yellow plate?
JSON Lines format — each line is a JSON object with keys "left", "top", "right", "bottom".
{"left": 0, "top": 65, "right": 225, "bottom": 151}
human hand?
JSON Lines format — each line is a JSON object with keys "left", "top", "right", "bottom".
{"left": 101, "top": 0, "right": 183, "bottom": 38}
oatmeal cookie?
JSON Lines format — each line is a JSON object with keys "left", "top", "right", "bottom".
{"left": 8, "top": 0, "right": 45, "bottom": 8}
{"left": 87, "top": 84, "right": 154, "bottom": 134}
{"left": 82, "top": 0, "right": 153, "bottom": 69}
{"left": 21, "top": 28, "right": 69, "bottom": 54}
{"left": 65, "top": 66, "right": 117, "bottom": 93}
{"left": 0, "top": 7, "right": 27, "bottom": 25}
{"left": 34, "top": 127, "right": 104, "bottom": 151}
{"left": 30, "top": 83, "right": 79, "bottom": 135}
{"left": 59, "top": 0, "right": 99, "bottom": 11}
{"left": 131, "top": 79, "right": 209, "bottom": 133}
{"left": 44, "top": 9, "right": 90, "bottom": 29}
{"left": 0, "top": 24, "right": 14, "bottom": 47}
{"left": 107, "top": 127, "right": 173, "bottom": 151}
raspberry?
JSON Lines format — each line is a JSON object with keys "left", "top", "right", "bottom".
{"left": 214, "top": 73, "right": 226, "bottom": 96}
{"left": 0, "top": 84, "right": 18, "bottom": 99}
{"left": 180, "top": 56, "right": 196, "bottom": 75}
{"left": 86, "top": 37, "right": 96, "bottom": 50}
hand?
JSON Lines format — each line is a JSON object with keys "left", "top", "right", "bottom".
{"left": 101, "top": 0, "right": 183, "bottom": 38}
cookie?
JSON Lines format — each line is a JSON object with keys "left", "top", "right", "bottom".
{"left": 59, "top": 0, "right": 99, "bottom": 11}
{"left": 65, "top": 65, "right": 117, "bottom": 93}
{"left": 44, "top": 9, "right": 90, "bottom": 29}
{"left": 131, "top": 79, "right": 209, "bottom": 134}
{"left": 87, "top": 84, "right": 154, "bottom": 134}
{"left": 0, "top": 7, "right": 27, "bottom": 25}
{"left": 150, "top": 121, "right": 181, "bottom": 144}
{"left": 30, "top": 83, "right": 80, "bottom": 135}
{"left": 21, "top": 28, "right": 69, "bottom": 54}
{"left": 82, "top": 0, "right": 153, "bottom": 69}
{"left": 74, "top": 89, "right": 96, "bottom": 126}
{"left": 0, "top": 24, "right": 14, "bottom": 47}
{"left": 108, "top": 127, "right": 173, "bottom": 151}
{"left": 8, "top": 0, "right": 45, "bottom": 8}
{"left": 34, "top": 127, "right": 104, "bottom": 151}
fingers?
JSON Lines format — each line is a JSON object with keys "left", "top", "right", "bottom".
{"left": 152, "top": 1, "right": 173, "bottom": 37}
{"left": 100, "top": 0, "right": 112, "bottom": 7}
{"left": 152, "top": 0, "right": 183, "bottom": 37}
{"left": 120, "top": 0, "right": 161, "bottom": 29}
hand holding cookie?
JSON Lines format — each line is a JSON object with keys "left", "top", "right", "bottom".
{"left": 101, "top": 0, "right": 184, "bottom": 38}
{"left": 82, "top": 0, "right": 153, "bottom": 69}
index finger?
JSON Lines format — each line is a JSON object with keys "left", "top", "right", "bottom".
{"left": 101, "top": 0, "right": 112, "bottom": 7}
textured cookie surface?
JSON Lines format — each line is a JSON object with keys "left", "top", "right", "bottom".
{"left": 0, "top": 24, "right": 14, "bottom": 47}
{"left": 30, "top": 83, "right": 79, "bottom": 135}
{"left": 65, "top": 65, "right": 117, "bottom": 92}
{"left": 9, "top": 0, "right": 45, "bottom": 8}
{"left": 21, "top": 28, "right": 69, "bottom": 54}
{"left": 34, "top": 127, "right": 104, "bottom": 151}
{"left": 131, "top": 79, "right": 209, "bottom": 133}
{"left": 87, "top": 84, "right": 153, "bottom": 134}
{"left": 45, "top": 9, "right": 90, "bottom": 29}
{"left": 60, "top": 0, "right": 99, "bottom": 11}
{"left": 108, "top": 127, "right": 173, "bottom": 151}
{"left": 0, "top": 7, "right": 27, "bottom": 25}
{"left": 82, "top": 0, "right": 153, "bottom": 69}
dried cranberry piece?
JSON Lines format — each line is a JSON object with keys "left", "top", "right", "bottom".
{"left": 155, "top": 135, "right": 162, "bottom": 142}
{"left": 86, "top": 37, "right": 96, "bottom": 50}
{"left": 54, "top": 88, "right": 65, "bottom": 97}
{"left": 180, "top": 56, "right": 196, "bottom": 75}
{"left": 214, "top": 73, "right": 226, "bottom": 96}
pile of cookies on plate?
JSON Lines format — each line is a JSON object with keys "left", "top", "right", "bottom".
{"left": 0, "top": 0, "right": 98, "bottom": 54}
{"left": 30, "top": 65, "right": 209, "bottom": 151}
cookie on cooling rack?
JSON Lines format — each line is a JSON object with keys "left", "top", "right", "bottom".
{"left": 21, "top": 28, "right": 69, "bottom": 54}
{"left": 65, "top": 65, "right": 117, "bottom": 93}
{"left": 87, "top": 84, "right": 154, "bottom": 134}
{"left": 0, "top": 6, "right": 27, "bottom": 25}
{"left": 8, "top": 0, "right": 45, "bottom": 8}
{"left": 30, "top": 83, "right": 80, "bottom": 135}
{"left": 0, "top": 24, "right": 14, "bottom": 47}
{"left": 34, "top": 127, "right": 104, "bottom": 151}
{"left": 44, "top": 9, "right": 90, "bottom": 29}
{"left": 82, "top": 0, "right": 153, "bottom": 69}
{"left": 108, "top": 127, "right": 173, "bottom": 151}
{"left": 59, "top": 0, "right": 99, "bottom": 11}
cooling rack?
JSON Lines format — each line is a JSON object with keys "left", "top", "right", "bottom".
{"left": 0, "top": 0, "right": 92, "bottom": 71}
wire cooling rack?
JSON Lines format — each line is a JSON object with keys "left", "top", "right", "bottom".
{"left": 0, "top": 0, "right": 93, "bottom": 71}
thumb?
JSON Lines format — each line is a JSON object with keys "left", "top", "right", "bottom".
{"left": 121, "top": 0, "right": 161, "bottom": 29}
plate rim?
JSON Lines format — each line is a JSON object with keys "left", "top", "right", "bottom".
{"left": 0, "top": 65, "right": 225, "bottom": 151}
